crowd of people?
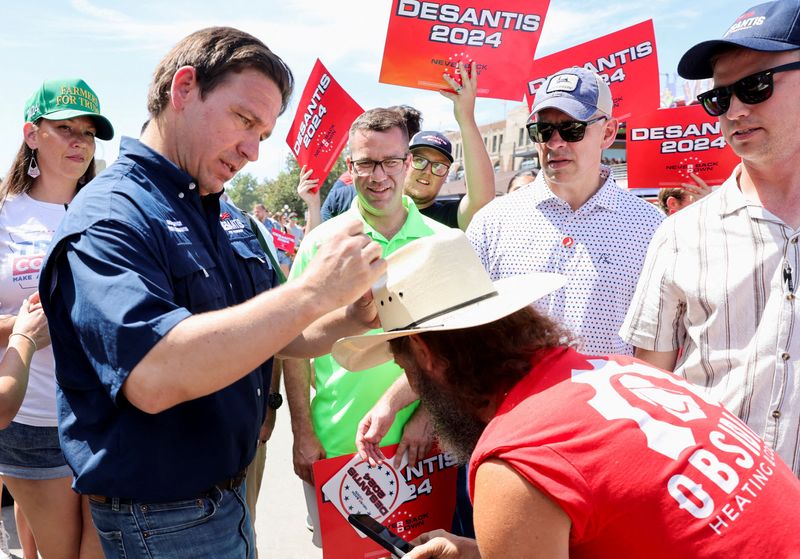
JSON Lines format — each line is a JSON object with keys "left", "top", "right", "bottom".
{"left": 0, "top": 0, "right": 798, "bottom": 557}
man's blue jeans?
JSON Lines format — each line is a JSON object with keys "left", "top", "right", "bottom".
{"left": 88, "top": 482, "right": 254, "bottom": 558}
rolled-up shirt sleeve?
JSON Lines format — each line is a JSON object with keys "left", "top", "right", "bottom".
{"left": 53, "top": 220, "right": 191, "bottom": 402}
{"left": 619, "top": 219, "right": 686, "bottom": 352}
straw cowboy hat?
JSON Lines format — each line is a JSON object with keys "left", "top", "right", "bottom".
{"left": 332, "top": 229, "right": 566, "bottom": 371}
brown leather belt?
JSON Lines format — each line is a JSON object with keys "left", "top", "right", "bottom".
{"left": 88, "top": 469, "right": 247, "bottom": 505}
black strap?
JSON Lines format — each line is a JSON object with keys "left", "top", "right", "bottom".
{"left": 243, "top": 211, "right": 287, "bottom": 285}
{"left": 390, "top": 291, "right": 498, "bottom": 331}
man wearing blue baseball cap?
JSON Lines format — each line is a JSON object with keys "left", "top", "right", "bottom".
{"left": 466, "top": 66, "right": 663, "bottom": 357}
{"left": 622, "top": 0, "right": 800, "bottom": 476}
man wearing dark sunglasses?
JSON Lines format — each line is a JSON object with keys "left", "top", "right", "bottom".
{"left": 403, "top": 62, "right": 495, "bottom": 230}
{"left": 622, "top": 0, "right": 800, "bottom": 477}
{"left": 467, "top": 66, "right": 663, "bottom": 356}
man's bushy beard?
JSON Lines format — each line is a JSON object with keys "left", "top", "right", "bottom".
{"left": 412, "top": 368, "right": 487, "bottom": 466}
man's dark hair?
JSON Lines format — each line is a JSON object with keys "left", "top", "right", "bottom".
{"left": 388, "top": 105, "right": 423, "bottom": 138}
{"left": 390, "top": 306, "right": 572, "bottom": 409}
{"left": 147, "top": 27, "right": 294, "bottom": 119}
{"left": 349, "top": 108, "right": 409, "bottom": 144}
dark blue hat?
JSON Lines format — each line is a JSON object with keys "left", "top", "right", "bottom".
{"left": 678, "top": 0, "right": 800, "bottom": 79}
{"left": 409, "top": 131, "right": 453, "bottom": 163}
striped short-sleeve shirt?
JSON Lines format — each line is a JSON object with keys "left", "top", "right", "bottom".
{"left": 621, "top": 166, "right": 800, "bottom": 474}
{"left": 467, "top": 166, "right": 664, "bottom": 355}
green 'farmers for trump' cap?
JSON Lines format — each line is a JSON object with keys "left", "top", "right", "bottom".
{"left": 24, "top": 78, "right": 114, "bottom": 140}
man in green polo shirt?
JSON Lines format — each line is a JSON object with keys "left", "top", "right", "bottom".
{"left": 284, "top": 108, "right": 449, "bottom": 546}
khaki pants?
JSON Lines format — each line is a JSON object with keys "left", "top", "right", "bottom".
{"left": 245, "top": 443, "right": 267, "bottom": 554}
{"left": 303, "top": 481, "right": 323, "bottom": 548}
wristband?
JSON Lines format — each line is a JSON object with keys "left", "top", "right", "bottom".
{"left": 268, "top": 392, "right": 283, "bottom": 410}
{"left": 9, "top": 332, "right": 37, "bottom": 352}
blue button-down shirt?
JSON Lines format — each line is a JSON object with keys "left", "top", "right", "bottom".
{"left": 40, "top": 137, "right": 278, "bottom": 501}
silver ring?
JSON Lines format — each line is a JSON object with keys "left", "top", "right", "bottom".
{"left": 455, "top": 86, "right": 462, "bottom": 93}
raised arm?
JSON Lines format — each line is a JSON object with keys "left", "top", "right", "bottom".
{"left": 441, "top": 62, "right": 495, "bottom": 230}
{"left": 126, "top": 221, "right": 383, "bottom": 413}
{"left": 297, "top": 165, "right": 322, "bottom": 233}
{"left": 46, "top": 217, "right": 385, "bottom": 415}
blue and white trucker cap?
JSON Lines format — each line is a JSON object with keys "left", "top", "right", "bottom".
{"left": 530, "top": 67, "right": 613, "bottom": 121}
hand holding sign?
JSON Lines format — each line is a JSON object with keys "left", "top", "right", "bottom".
{"left": 286, "top": 60, "right": 363, "bottom": 187}
{"left": 440, "top": 62, "right": 477, "bottom": 122}
{"left": 682, "top": 172, "right": 713, "bottom": 201}
{"left": 394, "top": 407, "right": 434, "bottom": 470}
{"left": 297, "top": 166, "right": 321, "bottom": 200}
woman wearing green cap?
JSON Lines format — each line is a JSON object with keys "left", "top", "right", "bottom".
{"left": 0, "top": 78, "right": 113, "bottom": 559}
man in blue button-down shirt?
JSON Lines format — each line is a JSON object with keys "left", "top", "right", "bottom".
{"left": 39, "top": 27, "right": 385, "bottom": 559}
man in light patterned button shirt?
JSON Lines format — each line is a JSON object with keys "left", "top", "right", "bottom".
{"left": 621, "top": 0, "right": 800, "bottom": 475}
{"left": 467, "top": 66, "right": 663, "bottom": 356}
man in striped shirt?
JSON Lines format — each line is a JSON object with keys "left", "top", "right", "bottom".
{"left": 621, "top": 0, "right": 800, "bottom": 475}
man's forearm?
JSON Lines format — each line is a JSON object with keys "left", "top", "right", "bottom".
{"left": 457, "top": 113, "right": 495, "bottom": 229}
{"left": 283, "top": 357, "right": 315, "bottom": 434}
{"left": 125, "top": 280, "right": 331, "bottom": 413}
{"left": 381, "top": 374, "right": 419, "bottom": 414}
{"left": 281, "top": 305, "right": 356, "bottom": 358}
{"left": 124, "top": 220, "right": 385, "bottom": 414}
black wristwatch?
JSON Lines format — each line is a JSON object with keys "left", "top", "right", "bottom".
{"left": 267, "top": 392, "right": 283, "bottom": 410}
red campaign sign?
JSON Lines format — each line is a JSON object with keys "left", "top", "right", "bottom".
{"left": 626, "top": 104, "right": 740, "bottom": 189}
{"left": 271, "top": 230, "right": 296, "bottom": 254}
{"left": 380, "top": 0, "right": 550, "bottom": 102}
{"left": 286, "top": 59, "right": 363, "bottom": 191}
{"left": 313, "top": 443, "right": 458, "bottom": 559}
{"left": 526, "top": 20, "right": 659, "bottom": 121}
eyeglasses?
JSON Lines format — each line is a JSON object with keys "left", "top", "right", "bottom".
{"left": 526, "top": 116, "right": 607, "bottom": 144}
{"left": 411, "top": 155, "right": 450, "bottom": 177}
{"left": 349, "top": 156, "right": 408, "bottom": 177}
{"left": 697, "top": 61, "right": 800, "bottom": 117}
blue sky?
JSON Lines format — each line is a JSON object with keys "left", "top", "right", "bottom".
{"left": 0, "top": 0, "right": 752, "bottom": 182}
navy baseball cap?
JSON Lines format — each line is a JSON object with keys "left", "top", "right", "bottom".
{"left": 409, "top": 131, "right": 453, "bottom": 163}
{"left": 530, "top": 67, "right": 613, "bottom": 121}
{"left": 678, "top": 0, "right": 800, "bottom": 79}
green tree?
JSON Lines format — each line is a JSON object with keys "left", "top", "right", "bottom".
{"left": 226, "top": 172, "right": 269, "bottom": 211}
{"left": 263, "top": 156, "right": 303, "bottom": 215}
{"left": 262, "top": 154, "right": 349, "bottom": 218}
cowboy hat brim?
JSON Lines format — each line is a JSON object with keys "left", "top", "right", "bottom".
{"left": 332, "top": 271, "right": 566, "bottom": 372}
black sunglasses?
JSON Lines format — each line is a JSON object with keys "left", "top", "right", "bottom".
{"left": 697, "top": 61, "right": 800, "bottom": 117}
{"left": 527, "top": 116, "right": 607, "bottom": 144}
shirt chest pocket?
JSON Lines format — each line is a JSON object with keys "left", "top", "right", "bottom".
{"left": 229, "top": 237, "right": 276, "bottom": 295}
{"left": 169, "top": 249, "right": 226, "bottom": 313}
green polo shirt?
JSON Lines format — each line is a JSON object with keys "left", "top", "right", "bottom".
{"left": 289, "top": 196, "right": 449, "bottom": 457}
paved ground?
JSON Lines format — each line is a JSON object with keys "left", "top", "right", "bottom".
{"left": 1, "top": 403, "right": 322, "bottom": 558}
{"left": 257, "top": 404, "right": 323, "bottom": 557}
